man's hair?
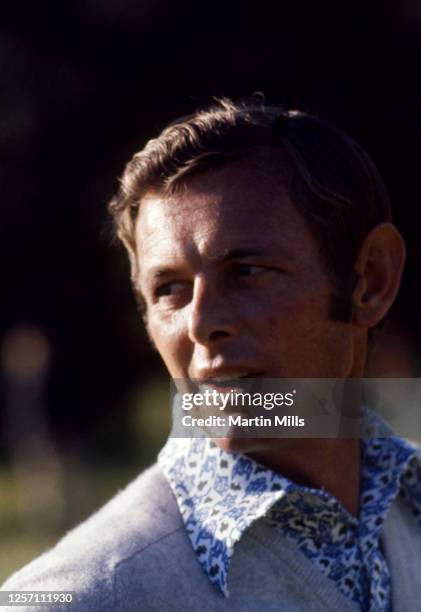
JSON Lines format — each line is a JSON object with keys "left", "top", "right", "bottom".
{"left": 108, "top": 96, "right": 392, "bottom": 323}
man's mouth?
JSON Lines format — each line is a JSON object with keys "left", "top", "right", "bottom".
{"left": 197, "top": 373, "right": 262, "bottom": 391}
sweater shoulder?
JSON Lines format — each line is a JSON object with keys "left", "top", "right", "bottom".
{"left": 1, "top": 463, "right": 185, "bottom": 611}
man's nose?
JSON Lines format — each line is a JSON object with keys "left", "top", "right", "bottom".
{"left": 187, "top": 275, "right": 238, "bottom": 346}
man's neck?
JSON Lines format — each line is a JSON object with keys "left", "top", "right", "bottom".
{"left": 248, "top": 438, "right": 361, "bottom": 517}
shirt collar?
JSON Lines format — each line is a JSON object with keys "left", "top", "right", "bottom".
{"left": 158, "top": 412, "right": 421, "bottom": 597}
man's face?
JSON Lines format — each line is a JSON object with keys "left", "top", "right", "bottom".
{"left": 135, "top": 155, "right": 356, "bottom": 402}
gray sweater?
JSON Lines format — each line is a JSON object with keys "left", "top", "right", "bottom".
{"left": 1, "top": 463, "right": 420, "bottom": 611}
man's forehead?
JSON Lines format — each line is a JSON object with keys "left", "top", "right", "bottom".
{"left": 132, "top": 153, "right": 317, "bottom": 279}
{"left": 136, "top": 157, "right": 294, "bottom": 234}
{"left": 135, "top": 190, "right": 298, "bottom": 260}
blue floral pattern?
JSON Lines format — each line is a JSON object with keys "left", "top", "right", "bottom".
{"left": 159, "top": 412, "right": 421, "bottom": 611}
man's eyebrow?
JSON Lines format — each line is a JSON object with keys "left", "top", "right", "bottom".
{"left": 215, "top": 248, "right": 266, "bottom": 262}
{"left": 148, "top": 267, "right": 179, "bottom": 281}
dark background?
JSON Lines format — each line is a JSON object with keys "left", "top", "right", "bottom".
{"left": 0, "top": 0, "right": 421, "bottom": 577}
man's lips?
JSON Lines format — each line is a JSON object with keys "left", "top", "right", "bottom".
{"left": 198, "top": 381, "right": 246, "bottom": 395}
{"left": 192, "top": 369, "right": 264, "bottom": 382}
{"left": 188, "top": 374, "right": 264, "bottom": 415}
{"left": 195, "top": 373, "right": 264, "bottom": 393}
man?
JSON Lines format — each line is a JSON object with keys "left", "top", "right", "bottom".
{"left": 2, "top": 97, "right": 420, "bottom": 611}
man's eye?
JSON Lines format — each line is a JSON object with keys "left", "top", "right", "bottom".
{"left": 235, "top": 264, "right": 265, "bottom": 277}
{"left": 155, "top": 281, "right": 187, "bottom": 298}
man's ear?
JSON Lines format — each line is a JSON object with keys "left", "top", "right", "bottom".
{"left": 352, "top": 222, "right": 406, "bottom": 328}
